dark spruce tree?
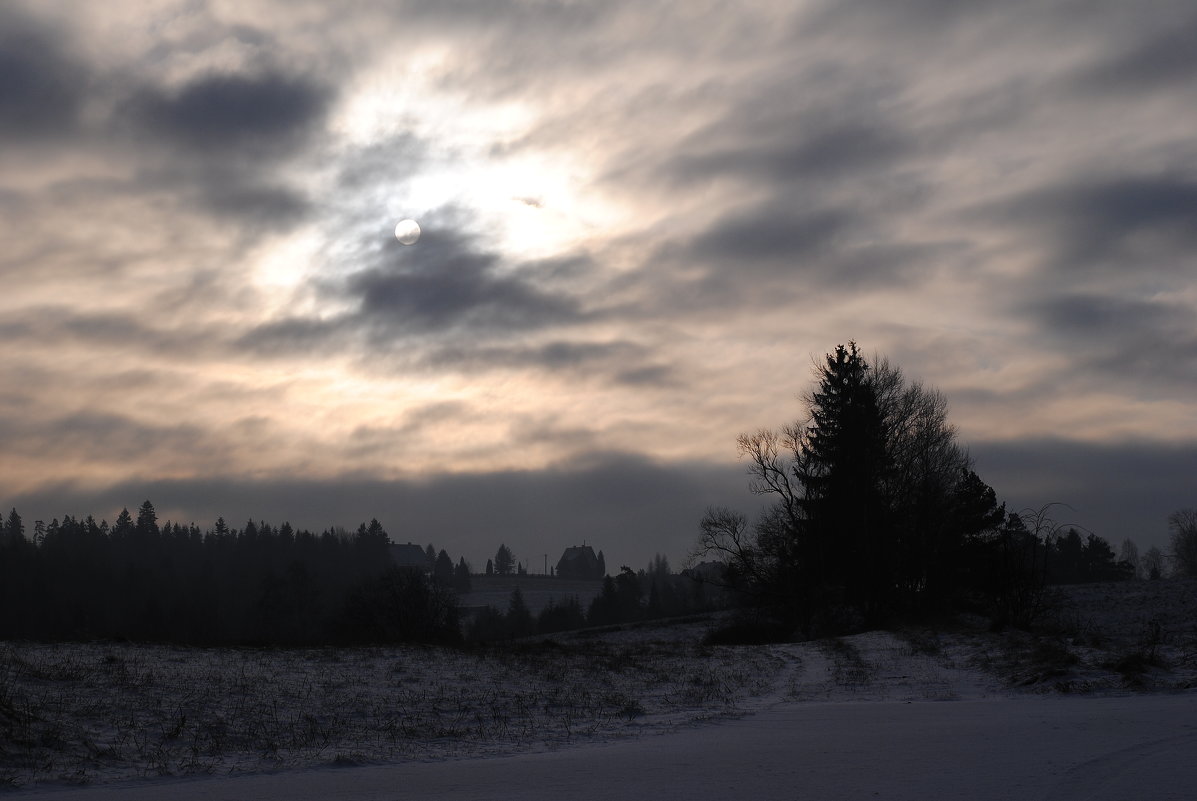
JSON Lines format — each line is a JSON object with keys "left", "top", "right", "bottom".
{"left": 795, "top": 342, "right": 892, "bottom": 626}
{"left": 494, "top": 544, "right": 514, "bottom": 576}
{"left": 453, "top": 557, "right": 473, "bottom": 593}
{"left": 433, "top": 549, "right": 454, "bottom": 587}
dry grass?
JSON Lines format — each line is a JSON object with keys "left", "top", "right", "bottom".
{"left": 0, "top": 623, "right": 784, "bottom": 789}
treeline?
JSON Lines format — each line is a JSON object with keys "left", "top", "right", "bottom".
{"left": 467, "top": 555, "right": 719, "bottom": 641}
{"left": 411, "top": 543, "right": 473, "bottom": 594}
{"left": 0, "top": 502, "right": 458, "bottom": 645}
{"left": 1042, "top": 528, "right": 1134, "bottom": 585}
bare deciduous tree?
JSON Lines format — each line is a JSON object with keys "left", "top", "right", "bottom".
{"left": 1119, "top": 538, "right": 1141, "bottom": 580}
{"left": 1169, "top": 509, "right": 1197, "bottom": 578}
{"left": 1143, "top": 545, "right": 1165, "bottom": 580}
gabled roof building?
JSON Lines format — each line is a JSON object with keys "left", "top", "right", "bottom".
{"left": 390, "top": 542, "right": 432, "bottom": 573}
{"left": 556, "top": 545, "right": 605, "bottom": 580}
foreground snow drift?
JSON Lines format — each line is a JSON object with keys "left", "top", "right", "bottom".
{"left": 16, "top": 692, "right": 1197, "bottom": 801}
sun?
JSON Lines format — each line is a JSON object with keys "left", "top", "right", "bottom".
{"left": 394, "top": 218, "right": 421, "bottom": 245}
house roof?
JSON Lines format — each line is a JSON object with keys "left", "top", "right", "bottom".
{"left": 390, "top": 542, "right": 430, "bottom": 570}
{"left": 559, "top": 545, "right": 597, "bottom": 563}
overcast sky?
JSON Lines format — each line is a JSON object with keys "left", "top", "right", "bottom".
{"left": 2, "top": 0, "right": 1195, "bottom": 570}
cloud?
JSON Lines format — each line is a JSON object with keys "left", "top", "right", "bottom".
{"left": 972, "top": 438, "right": 1197, "bottom": 549}
{"left": 0, "top": 6, "right": 87, "bottom": 141}
{"left": 350, "top": 252, "right": 579, "bottom": 337}
{"left": 1024, "top": 292, "right": 1197, "bottom": 394}
{"left": 186, "top": 171, "right": 313, "bottom": 229}
{"left": 117, "top": 69, "right": 334, "bottom": 232}
{"left": 334, "top": 134, "right": 429, "bottom": 192}
{"left": 677, "top": 121, "right": 912, "bottom": 187}
{"left": 683, "top": 207, "right": 851, "bottom": 266}
{"left": 5, "top": 0, "right": 1197, "bottom": 567}
{"left": 3, "top": 454, "right": 754, "bottom": 571}
{"left": 421, "top": 338, "right": 641, "bottom": 372}
{"left": 1032, "top": 293, "right": 1193, "bottom": 338}
{"left": 241, "top": 226, "right": 592, "bottom": 360}
{"left": 235, "top": 316, "right": 351, "bottom": 358}
{"left": 0, "top": 308, "right": 228, "bottom": 361}
{"left": 132, "top": 70, "right": 332, "bottom": 157}
{"left": 0, "top": 409, "right": 218, "bottom": 467}
{"left": 802, "top": 0, "right": 1011, "bottom": 35}
{"left": 979, "top": 174, "right": 1197, "bottom": 279}
{"left": 1076, "top": 12, "right": 1197, "bottom": 94}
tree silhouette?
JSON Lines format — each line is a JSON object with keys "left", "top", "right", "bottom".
{"left": 0, "top": 502, "right": 460, "bottom": 645}
{"left": 4, "top": 508, "right": 21, "bottom": 543}
{"left": 454, "top": 557, "right": 472, "bottom": 593}
{"left": 494, "top": 544, "right": 515, "bottom": 575}
{"left": 506, "top": 587, "right": 533, "bottom": 638}
{"left": 796, "top": 342, "right": 891, "bottom": 623}
{"left": 1120, "top": 539, "right": 1141, "bottom": 580}
{"left": 1169, "top": 509, "right": 1197, "bottom": 577}
{"left": 1143, "top": 546, "right": 1164, "bottom": 580}
{"left": 699, "top": 343, "right": 1010, "bottom": 635}
{"left": 135, "top": 500, "right": 159, "bottom": 539}
{"left": 433, "top": 549, "right": 454, "bottom": 587}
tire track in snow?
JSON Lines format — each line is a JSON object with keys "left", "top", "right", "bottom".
{"left": 1043, "top": 729, "right": 1197, "bottom": 801}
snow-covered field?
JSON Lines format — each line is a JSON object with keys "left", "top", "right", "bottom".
{"left": 5, "top": 579, "right": 1197, "bottom": 799}
{"left": 1, "top": 618, "right": 787, "bottom": 790}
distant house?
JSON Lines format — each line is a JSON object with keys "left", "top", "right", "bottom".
{"left": 556, "top": 545, "right": 605, "bottom": 580}
{"left": 682, "top": 560, "right": 727, "bottom": 584}
{"left": 390, "top": 542, "right": 432, "bottom": 573}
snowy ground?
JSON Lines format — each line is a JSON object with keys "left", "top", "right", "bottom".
{"left": 1, "top": 621, "right": 783, "bottom": 788}
{"left": 5, "top": 579, "right": 1197, "bottom": 798}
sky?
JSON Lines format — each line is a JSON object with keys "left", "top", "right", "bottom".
{"left": 2, "top": 0, "right": 1195, "bottom": 571}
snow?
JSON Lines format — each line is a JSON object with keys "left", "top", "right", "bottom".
{"left": 13, "top": 692, "right": 1197, "bottom": 800}
{"left": 8, "top": 580, "right": 1197, "bottom": 799}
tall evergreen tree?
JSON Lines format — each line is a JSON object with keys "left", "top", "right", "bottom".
{"left": 454, "top": 557, "right": 472, "bottom": 593}
{"left": 796, "top": 342, "right": 892, "bottom": 623}
{"left": 433, "top": 549, "right": 454, "bottom": 586}
{"left": 112, "top": 507, "right": 135, "bottom": 540}
{"left": 7, "top": 508, "right": 24, "bottom": 541}
{"left": 494, "top": 544, "right": 514, "bottom": 575}
{"left": 135, "top": 500, "right": 159, "bottom": 539}
{"left": 507, "top": 587, "right": 533, "bottom": 638}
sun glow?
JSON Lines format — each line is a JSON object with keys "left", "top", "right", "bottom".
{"left": 333, "top": 50, "right": 626, "bottom": 261}
{"left": 249, "top": 227, "right": 325, "bottom": 313}
{"left": 403, "top": 151, "right": 621, "bottom": 259}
